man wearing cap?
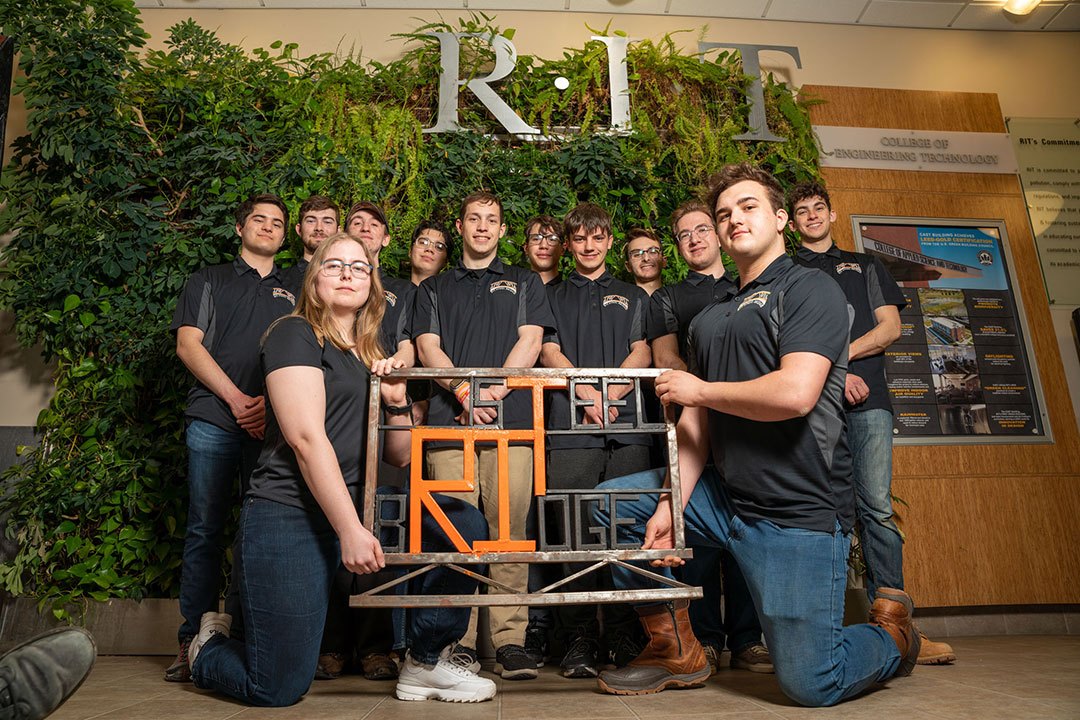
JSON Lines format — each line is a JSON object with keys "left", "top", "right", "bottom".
{"left": 345, "top": 201, "right": 416, "bottom": 368}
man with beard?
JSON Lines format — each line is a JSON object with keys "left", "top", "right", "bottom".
{"left": 283, "top": 195, "right": 340, "bottom": 293}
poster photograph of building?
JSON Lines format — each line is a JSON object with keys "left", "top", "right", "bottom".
{"left": 854, "top": 217, "right": 1048, "bottom": 443}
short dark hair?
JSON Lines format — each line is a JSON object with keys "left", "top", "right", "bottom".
{"left": 563, "top": 202, "right": 612, "bottom": 239}
{"left": 524, "top": 214, "right": 562, "bottom": 243}
{"left": 411, "top": 219, "right": 454, "bottom": 254}
{"left": 235, "top": 193, "right": 288, "bottom": 228}
{"left": 787, "top": 181, "right": 832, "bottom": 216}
{"left": 623, "top": 228, "right": 660, "bottom": 260}
{"left": 669, "top": 200, "right": 712, "bottom": 239}
{"left": 705, "top": 163, "right": 786, "bottom": 218}
{"left": 459, "top": 192, "right": 503, "bottom": 223}
{"left": 298, "top": 195, "right": 340, "bottom": 225}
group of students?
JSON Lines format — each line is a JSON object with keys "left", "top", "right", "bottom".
{"left": 165, "top": 162, "right": 954, "bottom": 709}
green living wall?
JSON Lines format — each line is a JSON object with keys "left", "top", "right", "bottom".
{"left": 0, "top": 0, "right": 821, "bottom": 617}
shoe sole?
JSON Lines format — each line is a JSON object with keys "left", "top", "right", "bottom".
{"left": 916, "top": 652, "right": 956, "bottom": 665}
{"left": 562, "top": 665, "right": 599, "bottom": 678}
{"left": 163, "top": 665, "right": 192, "bottom": 683}
{"left": 364, "top": 670, "right": 398, "bottom": 681}
{"left": 395, "top": 684, "right": 496, "bottom": 702}
{"left": 494, "top": 663, "right": 538, "bottom": 680}
{"left": 730, "top": 661, "right": 774, "bottom": 674}
{"left": 875, "top": 588, "right": 920, "bottom": 677}
{"left": 597, "top": 668, "right": 710, "bottom": 695}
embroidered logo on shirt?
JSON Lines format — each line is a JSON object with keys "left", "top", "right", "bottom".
{"left": 384, "top": 290, "right": 398, "bottom": 307}
{"left": 737, "top": 290, "right": 771, "bottom": 310}
{"left": 489, "top": 280, "right": 519, "bottom": 295}
{"left": 835, "top": 262, "right": 862, "bottom": 274}
{"left": 602, "top": 294, "right": 629, "bottom": 310}
{"left": 272, "top": 287, "right": 296, "bottom": 305}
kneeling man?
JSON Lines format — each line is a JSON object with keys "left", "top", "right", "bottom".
{"left": 595, "top": 164, "right": 920, "bottom": 707}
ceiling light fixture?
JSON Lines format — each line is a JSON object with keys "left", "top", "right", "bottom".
{"left": 1002, "top": 0, "right": 1042, "bottom": 15}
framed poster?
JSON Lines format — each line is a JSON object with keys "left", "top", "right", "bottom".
{"left": 851, "top": 216, "right": 1051, "bottom": 445}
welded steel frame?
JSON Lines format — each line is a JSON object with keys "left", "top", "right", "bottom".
{"left": 351, "top": 367, "right": 700, "bottom": 608}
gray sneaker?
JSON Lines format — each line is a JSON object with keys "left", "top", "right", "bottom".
{"left": 0, "top": 627, "right": 96, "bottom": 720}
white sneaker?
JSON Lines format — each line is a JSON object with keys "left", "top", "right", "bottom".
{"left": 188, "top": 612, "right": 232, "bottom": 669}
{"left": 395, "top": 645, "right": 497, "bottom": 703}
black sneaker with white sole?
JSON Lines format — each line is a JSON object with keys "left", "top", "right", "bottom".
{"left": 561, "top": 635, "right": 599, "bottom": 678}
{"left": 494, "top": 644, "right": 538, "bottom": 680}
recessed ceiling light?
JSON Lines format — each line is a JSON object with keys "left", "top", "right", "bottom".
{"left": 1002, "top": 0, "right": 1042, "bottom": 16}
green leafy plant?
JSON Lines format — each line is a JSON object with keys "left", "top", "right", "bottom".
{"left": 0, "top": 3, "right": 823, "bottom": 616}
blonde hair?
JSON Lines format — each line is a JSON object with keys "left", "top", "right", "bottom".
{"left": 285, "top": 233, "right": 386, "bottom": 367}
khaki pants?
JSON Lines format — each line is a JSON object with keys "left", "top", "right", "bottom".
{"left": 426, "top": 445, "right": 533, "bottom": 650}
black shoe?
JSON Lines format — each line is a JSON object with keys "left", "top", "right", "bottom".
{"left": 495, "top": 644, "right": 538, "bottom": 680}
{"left": 0, "top": 627, "right": 96, "bottom": 720}
{"left": 164, "top": 638, "right": 191, "bottom": 682}
{"left": 561, "top": 635, "right": 599, "bottom": 678}
{"left": 606, "top": 632, "right": 645, "bottom": 669}
{"left": 524, "top": 628, "right": 548, "bottom": 669}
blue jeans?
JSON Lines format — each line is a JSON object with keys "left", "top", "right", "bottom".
{"left": 595, "top": 469, "right": 900, "bottom": 707}
{"left": 179, "top": 420, "right": 262, "bottom": 642}
{"left": 848, "top": 409, "right": 903, "bottom": 601}
{"left": 679, "top": 545, "right": 762, "bottom": 654}
{"left": 192, "top": 491, "right": 487, "bottom": 706}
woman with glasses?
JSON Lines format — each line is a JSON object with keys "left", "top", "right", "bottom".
{"left": 188, "top": 233, "right": 495, "bottom": 706}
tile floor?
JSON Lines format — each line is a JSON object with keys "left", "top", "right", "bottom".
{"left": 50, "top": 635, "right": 1080, "bottom": 719}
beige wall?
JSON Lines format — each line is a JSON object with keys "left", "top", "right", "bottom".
{"left": 2, "top": 9, "right": 1079, "bottom": 424}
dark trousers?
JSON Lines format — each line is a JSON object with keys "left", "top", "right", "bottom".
{"left": 547, "top": 444, "right": 651, "bottom": 643}
{"left": 191, "top": 490, "right": 487, "bottom": 707}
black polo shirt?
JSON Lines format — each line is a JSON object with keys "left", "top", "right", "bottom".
{"left": 413, "top": 256, "right": 555, "bottom": 434}
{"left": 171, "top": 257, "right": 297, "bottom": 432}
{"left": 647, "top": 270, "right": 738, "bottom": 362}
{"left": 380, "top": 269, "right": 416, "bottom": 354}
{"left": 687, "top": 254, "right": 854, "bottom": 533}
{"left": 544, "top": 270, "right": 650, "bottom": 449}
{"left": 247, "top": 316, "right": 370, "bottom": 512}
{"left": 281, "top": 258, "right": 308, "bottom": 297}
{"left": 794, "top": 244, "right": 907, "bottom": 414}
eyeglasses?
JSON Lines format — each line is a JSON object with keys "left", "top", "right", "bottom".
{"left": 675, "top": 224, "right": 716, "bottom": 244}
{"left": 527, "top": 233, "right": 563, "bottom": 247}
{"left": 628, "top": 247, "right": 662, "bottom": 259}
{"left": 414, "top": 237, "right": 448, "bottom": 252}
{"left": 320, "top": 259, "right": 373, "bottom": 277}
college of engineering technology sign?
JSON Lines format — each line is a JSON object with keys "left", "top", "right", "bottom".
{"left": 815, "top": 126, "right": 1018, "bottom": 174}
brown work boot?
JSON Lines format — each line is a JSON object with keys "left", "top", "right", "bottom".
{"left": 314, "top": 652, "right": 347, "bottom": 680}
{"left": 361, "top": 652, "right": 399, "bottom": 681}
{"left": 916, "top": 633, "right": 956, "bottom": 665}
{"left": 870, "top": 587, "right": 921, "bottom": 677}
{"left": 597, "top": 600, "right": 710, "bottom": 695}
